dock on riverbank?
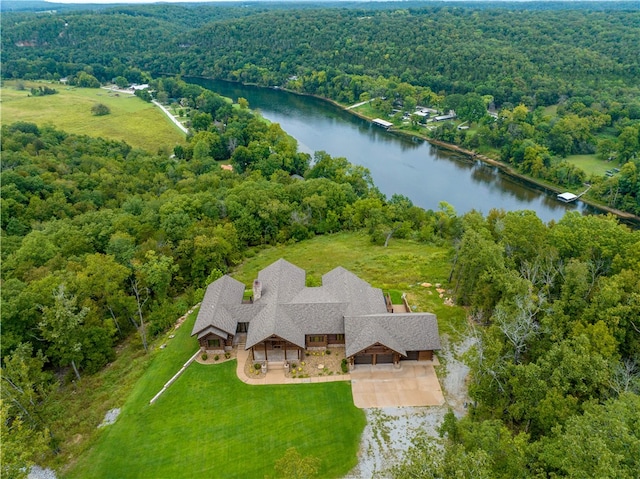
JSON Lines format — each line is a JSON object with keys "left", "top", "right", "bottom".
{"left": 372, "top": 118, "right": 393, "bottom": 129}
{"left": 558, "top": 185, "right": 592, "bottom": 203}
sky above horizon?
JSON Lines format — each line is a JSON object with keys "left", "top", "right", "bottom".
{"left": 41, "top": 0, "right": 595, "bottom": 4}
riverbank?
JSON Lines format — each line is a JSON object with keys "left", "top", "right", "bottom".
{"left": 341, "top": 100, "right": 640, "bottom": 225}
{"left": 417, "top": 137, "right": 640, "bottom": 224}
{"left": 187, "top": 76, "right": 639, "bottom": 225}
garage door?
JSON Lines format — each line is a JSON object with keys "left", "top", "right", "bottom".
{"left": 404, "top": 351, "right": 419, "bottom": 361}
{"left": 376, "top": 354, "right": 394, "bottom": 364}
{"left": 355, "top": 354, "right": 373, "bottom": 365}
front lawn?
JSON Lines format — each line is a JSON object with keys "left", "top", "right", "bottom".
{"left": 62, "top": 232, "right": 462, "bottom": 478}
{"left": 64, "top": 313, "right": 364, "bottom": 479}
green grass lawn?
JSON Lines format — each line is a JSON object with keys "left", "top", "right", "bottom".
{"left": 353, "top": 102, "right": 394, "bottom": 122}
{"left": 1, "top": 80, "right": 185, "bottom": 152}
{"left": 565, "top": 154, "right": 612, "bottom": 177}
{"left": 64, "top": 307, "right": 364, "bottom": 479}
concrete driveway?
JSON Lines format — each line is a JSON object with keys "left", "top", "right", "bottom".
{"left": 350, "top": 362, "right": 445, "bottom": 408}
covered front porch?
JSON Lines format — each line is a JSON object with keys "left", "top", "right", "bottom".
{"left": 251, "top": 337, "right": 303, "bottom": 362}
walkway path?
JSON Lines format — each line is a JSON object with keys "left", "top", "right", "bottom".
{"left": 235, "top": 347, "right": 350, "bottom": 385}
{"left": 345, "top": 98, "right": 375, "bottom": 110}
{"left": 151, "top": 100, "right": 189, "bottom": 134}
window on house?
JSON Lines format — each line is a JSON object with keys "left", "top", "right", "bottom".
{"left": 207, "top": 339, "right": 220, "bottom": 348}
{"left": 309, "top": 336, "right": 324, "bottom": 343}
{"left": 336, "top": 334, "right": 345, "bottom": 341}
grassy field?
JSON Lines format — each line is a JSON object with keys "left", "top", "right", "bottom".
{"left": 353, "top": 102, "right": 389, "bottom": 121}
{"left": 1, "top": 80, "right": 185, "bottom": 152}
{"left": 61, "top": 232, "right": 464, "bottom": 478}
{"left": 565, "top": 153, "right": 612, "bottom": 177}
{"left": 234, "top": 232, "right": 467, "bottom": 338}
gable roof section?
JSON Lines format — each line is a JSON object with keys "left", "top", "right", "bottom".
{"left": 196, "top": 325, "right": 230, "bottom": 341}
{"left": 243, "top": 259, "right": 308, "bottom": 348}
{"left": 245, "top": 304, "right": 305, "bottom": 349}
{"left": 344, "top": 313, "right": 441, "bottom": 357}
{"left": 191, "top": 275, "right": 246, "bottom": 338}
{"left": 257, "top": 258, "right": 306, "bottom": 304}
{"left": 322, "top": 267, "right": 387, "bottom": 316}
{"left": 345, "top": 319, "right": 407, "bottom": 357}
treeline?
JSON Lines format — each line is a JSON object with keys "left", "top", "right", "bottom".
{"left": 393, "top": 209, "right": 640, "bottom": 478}
{"left": 3, "top": 6, "right": 639, "bottom": 108}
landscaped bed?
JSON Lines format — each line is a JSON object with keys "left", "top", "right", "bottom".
{"left": 244, "top": 347, "right": 348, "bottom": 379}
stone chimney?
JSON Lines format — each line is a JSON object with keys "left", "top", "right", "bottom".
{"left": 253, "top": 279, "right": 262, "bottom": 301}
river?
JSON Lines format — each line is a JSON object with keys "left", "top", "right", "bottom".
{"left": 189, "top": 78, "right": 596, "bottom": 223}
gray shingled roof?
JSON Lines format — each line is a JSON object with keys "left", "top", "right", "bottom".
{"left": 281, "top": 302, "right": 348, "bottom": 334}
{"left": 196, "top": 325, "right": 229, "bottom": 341}
{"left": 257, "top": 259, "right": 306, "bottom": 304}
{"left": 344, "top": 313, "right": 441, "bottom": 357}
{"left": 245, "top": 304, "right": 306, "bottom": 349}
{"left": 191, "top": 275, "right": 246, "bottom": 338}
{"left": 345, "top": 319, "right": 407, "bottom": 357}
{"left": 192, "top": 259, "right": 441, "bottom": 358}
{"left": 322, "top": 267, "right": 387, "bottom": 316}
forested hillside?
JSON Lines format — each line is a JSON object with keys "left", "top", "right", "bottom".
{"left": 2, "top": 3, "right": 640, "bottom": 477}
{"left": 4, "top": 5, "right": 639, "bottom": 106}
{"left": 2, "top": 2, "right": 639, "bottom": 215}
{"left": 394, "top": 209, "right": 640, "bottom": 477}
{"left": 1, "top": 83, "right": 453, "bottom": 476}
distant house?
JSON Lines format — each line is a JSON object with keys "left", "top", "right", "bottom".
{"left": 416, "top": 106, "right": 439, "bottom": 115}
{"left": 434, "top": 110, "right": 457, "bottom": 122}
{"left": 191, "top": 259, "right": 441, "bottom": 367}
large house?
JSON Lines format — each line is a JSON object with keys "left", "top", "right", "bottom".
{"left": 191, "top": 259, "right": 441, "bottom": 367}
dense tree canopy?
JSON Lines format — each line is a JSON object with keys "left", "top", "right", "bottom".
{"left": 1, "top": 99, "right": 452, "bottom": 471}
{"left": 400, "top": 209, "right": 640, "bottom": 478}
{"left": 2, "top": 2, "right": 640, "bottom": 475}
{"left": 3, "top": 3, "right": 638, "bottom": 216}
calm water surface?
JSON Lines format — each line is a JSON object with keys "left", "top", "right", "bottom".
{"left": 190, "top": 78, "right": 595, "bottom": 223}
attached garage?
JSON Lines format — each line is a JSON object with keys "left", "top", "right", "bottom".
{"left": 352, "top": 343, "right": 398, "bottom": 366}
{"left": 404, "top": 351, "right": 419, "bottom": 361}
{"left": 401, "top": 350, "right": 434, "bottom": 361}
{"left": 376, "top": 353, "right": 394, "bottom": 364}
{"left": 354, "top": 354, "right": 373, "bottom": 365}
